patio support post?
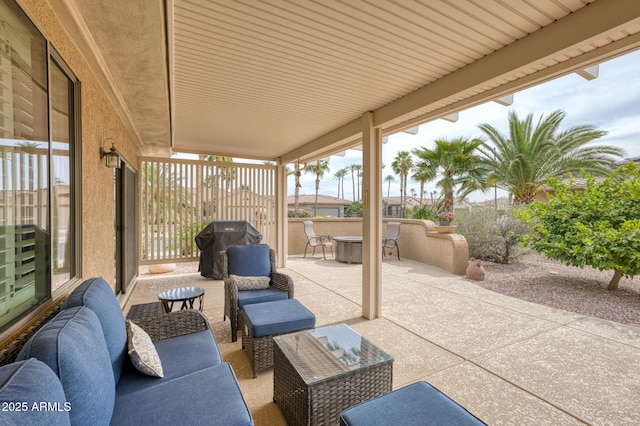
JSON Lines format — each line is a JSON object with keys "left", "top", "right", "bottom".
{"left": 276, "top": 160, "right": 287, "bottom": 268}
{"left": 361, "top": 112, "right": 383, "bottom": 319}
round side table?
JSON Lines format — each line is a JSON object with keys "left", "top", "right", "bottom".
{"left": 158, "top": 287, "right": 205, "bottom": 313}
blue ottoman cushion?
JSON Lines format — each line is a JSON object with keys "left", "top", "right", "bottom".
{"left": 242, "top": 299, "right": 315, "bottom": 337}
{"left": 0, "top": 358, "right": 71, "bottom": 426}
{"left": 339, "top": 381, "right": 485, "bottom": 426}
{"left": 238, "top": 287, "right": 288, "bottom": 308}
{"left": 16, "top": 306, "right": 116, "bottom": 426}
{"left": 227, "top": 244, "right": 271, "bottom": 277}
{"left": 61, "top": 277, "right": 127, "bottom": 384}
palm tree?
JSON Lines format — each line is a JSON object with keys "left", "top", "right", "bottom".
{"left": 384, "top": 175, "right": 395, "bottom": 197}
{"left": 200, "top": 155, "right": 234, "bottom": 188}
{"left": 333, "top": 168, "right": 348, "bottom": 199}
{"left": 293, "top": 162, "right": 302, "bottom": 216}
{"left": 411, "top": 160, "right": 436, "bottom": 207}
{"left": 304, "top": 160, "right": 330, "bottom": 217}
{"left": 199, "top": 155, "right": 235, "bottom": 218}
{"left": 351, "top": 164, "right": 362, "bottom": 201}
{"left": 391, "top": 151, "right": 413, "bottom": 217}
{"left": 413, "top": 137, "right": 483, "bottom": 213}
{"left": 348, "top": 164, "right": 362, "bottom": 201}
{"left": 475, "top": 110, "right": 624, "bottom": 204}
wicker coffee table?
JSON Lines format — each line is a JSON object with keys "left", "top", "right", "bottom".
{"left": 273, "top": 323, "right": 393, "bottom": 426}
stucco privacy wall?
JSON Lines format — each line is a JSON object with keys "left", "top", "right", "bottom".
{"left": 289, "top": 219, "right": 469, "bottom": 275}
{"left": 19, "top": 0, "right": 139, "bottom": 286}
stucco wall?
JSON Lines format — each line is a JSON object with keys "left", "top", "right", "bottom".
{"left": 289, "top": 218, "right": 469, "bottom": 275}
{"left": 20, "top": 0, "right": 140, "bottom": 288}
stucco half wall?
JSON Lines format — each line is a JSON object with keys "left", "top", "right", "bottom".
{"left": 288, "top": 219, "right": 469, "bottom": 275}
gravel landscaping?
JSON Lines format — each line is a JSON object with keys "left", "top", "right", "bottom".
{"left": 479, "top": 253, "right": 640, "bottom": 326}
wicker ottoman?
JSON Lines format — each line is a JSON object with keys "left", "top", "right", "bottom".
{"left": 241, "top": 299, "right": 316, "bottom": 378}
{"left": 339, "top": 381, "right": 485, "bottom": 426}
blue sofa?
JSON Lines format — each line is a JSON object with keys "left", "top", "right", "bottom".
{"left": 0, "top": 358, "right": 71, "bottom": 425}
{"left": 12, "top": 277, "right": 253, "bottom": 425}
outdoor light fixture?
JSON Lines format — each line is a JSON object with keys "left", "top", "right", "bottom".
{"left": 100, "top": 138, "right": 121, "bottom": 169}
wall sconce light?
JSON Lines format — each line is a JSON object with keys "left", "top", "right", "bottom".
{"left": 100, "top": 138, "right": 121, "bottom": 169}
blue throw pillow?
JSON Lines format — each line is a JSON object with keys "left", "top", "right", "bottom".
{"left": 227, "top": 244, "right": 271, "bottom": 277}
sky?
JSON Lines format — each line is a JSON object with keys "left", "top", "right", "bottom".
{"left": 291, "top": 49, "right": 640, "bottom": 202}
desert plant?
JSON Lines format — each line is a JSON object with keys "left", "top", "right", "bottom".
{"left": 456, "top": 207, "right": 529, "bottom": 263}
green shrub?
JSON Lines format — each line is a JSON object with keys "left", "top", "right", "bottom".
{"left": 346, "top": 201, "right": 362, "bottom": 217}
{"left": 408, "top": 204, "right": 438, "bottom": 221}
{"left": 517, "top": 162, "right": 640, "bottom": 290}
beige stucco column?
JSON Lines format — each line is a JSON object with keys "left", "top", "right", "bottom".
{"left": 361, "top": 112, "right": 383, "bottom": 319}
{"left": 276, "top": 161, "right": 288, "bottom": 268}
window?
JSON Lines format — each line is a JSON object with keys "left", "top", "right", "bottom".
{"left": 0, "top": 0, "right": 78, "bottom": 332}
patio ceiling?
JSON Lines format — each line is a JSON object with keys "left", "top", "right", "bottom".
{"left": 52, "top": 0, "right": 640, "bottom": 162}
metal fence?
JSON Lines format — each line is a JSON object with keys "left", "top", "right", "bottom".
{"left": 139, "top": 157, "right": 276, "bottom": 264}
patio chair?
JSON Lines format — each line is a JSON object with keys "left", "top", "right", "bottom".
{"left": 382, "top": 222, "right": 401, "bottom": 260}
{"left": 221, "top": 244, "right": 294, "bottom": 342}
{"left": 303, "top": 220, "right": 333, "bottom": 259}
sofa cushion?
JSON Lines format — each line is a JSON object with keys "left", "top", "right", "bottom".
{"left": 0, "top": 358, "right": 71, "bottom": 426}
{"left": 126, "top": 320, "right": 163, "bottom": 377}
{"left": 237, "top": 287, "right": 288, "bottom": 308}
{"left": 16, "top": 306, "right": 116, "bottom": 426}
{"left": 227, "top": 244, "right": 271, "bottom": 277}
{"left": 230, "top": 274, "right": 271, "bottom": 290}
{"left": 242, "top": 299, "right": 315, "bottom": 338}
{"left": 62, "top": 277, "right": 127, "bottom": 384}
{"left": 339, "top": 381, "right": 485, "bottom": 426}
{"left": 111, "top": 363, "right": 253, "bottom": 426}
{"left": 117, "top": 329, "right": 222, "bottom": 396}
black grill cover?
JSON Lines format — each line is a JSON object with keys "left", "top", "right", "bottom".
{"left": 195, "top": 220, "right": 262, "bottom": 279}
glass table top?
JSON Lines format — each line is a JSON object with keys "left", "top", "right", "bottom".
{"left": 273, "top": 324, "right": 393, "bottom": 384}
{"left": 157, "top": 286, "right": 204, "bottom": 301}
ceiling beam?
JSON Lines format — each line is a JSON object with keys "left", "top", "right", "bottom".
{"left": 280, "top": 118, "right": 362, "bottom": 164}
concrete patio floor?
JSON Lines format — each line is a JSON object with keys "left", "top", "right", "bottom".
{"left": 125, "top": 256, "right": 640, "bottom": 425}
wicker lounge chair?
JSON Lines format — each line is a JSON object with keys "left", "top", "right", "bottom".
{"left": 221, "top": 244, "right": 294, "bottom": 342}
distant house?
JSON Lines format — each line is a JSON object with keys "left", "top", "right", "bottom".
{"left": 535, "top": 156, "right": 640, "bottom": 203}
{"left": 287, "top": 194, "right": 351, "bottom": 217}
{"left": 382, "top": 196, "right": 424, "bottom": 217}
{"left": 614, "top": 155, "right": 640, "bottom": 167}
